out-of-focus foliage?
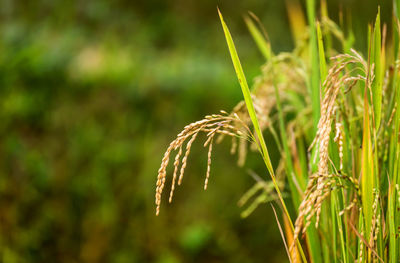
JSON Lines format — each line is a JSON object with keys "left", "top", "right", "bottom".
{"left": 0, "top": 0, "right": 390, "bottom": 262}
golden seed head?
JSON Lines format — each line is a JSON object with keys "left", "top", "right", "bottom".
{"left": 155, "top": 113, "right": 251, "bottom": 215}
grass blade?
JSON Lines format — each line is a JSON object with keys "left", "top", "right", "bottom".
{"left": 388, "top": 182, "right": 397, "bottom": 263}
{"left": 372, "top": 9, "right": 383, "bottom": 130}
{"left": 361, "top": 91, "right": 374, "bottom": 244}
{"left": 218, "top": 8, "right": 272, "bottom": 176}
{"left": 244, "top": 14, "right": 271, "bottom": 61}
{"left": 271, "top": 204, "right": 293, "bottom": 263}
{"left": 317, "top": 21, "right": 327, "bottom": 83}
{"left": 218, "top": 9, "right": 306, "bottom": 261}
{"left": 285, "top": 0, "right": 307, "bottom": 43}
{"left": 306, "top": 0, "right": 320, "bottom": 132}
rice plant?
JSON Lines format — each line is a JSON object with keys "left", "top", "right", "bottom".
{"left": 156, "top": 1, "right": 400, "bottom": 262}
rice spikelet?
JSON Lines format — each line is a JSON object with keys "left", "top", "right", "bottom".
{"left": 204, "top": 136, "right": 214, "bottom": 190}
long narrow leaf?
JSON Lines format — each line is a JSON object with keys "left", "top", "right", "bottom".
{"left": 306, "top": 0, "right": 320, "bottom": 132}
{"left": 218, "top": 9, "right": 306, "bottom": 262}
{"left": 317, "top": 21, "right": 327, "bottom": 83}
{"left": 244, "top": 14, "right": 271, "bottom": 61}
{"left": 361, "top": 91, "right": 374, "bottom": 243}
{"left": 372, "top": 9, "right": 383, "bottom": 130}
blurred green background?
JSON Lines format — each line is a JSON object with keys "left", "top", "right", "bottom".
{"left": 0, "top": 0, "right": 391, "bottom": 262}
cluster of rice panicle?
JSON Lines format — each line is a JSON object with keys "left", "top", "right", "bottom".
{"left": 155, "top": 111, "right": 253, "bottom": 215}
{"left": 291, "top": 50, "right": 370, "bottom": 252}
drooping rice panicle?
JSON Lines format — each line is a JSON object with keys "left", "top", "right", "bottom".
{"left": 155, "top": 113, "right": 252, "bottom": 215}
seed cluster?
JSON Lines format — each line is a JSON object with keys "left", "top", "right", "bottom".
{"left": 358, "top": 229, "right": 364, "bottom": 263}
{"left": 155, "top": 112, "right": 251, "bottom": 215}
{"left": 292, "top": 50, "right": 369, "bottom": 252}
{"left": 371, "top": 189, "right": 380, "bottom": 244}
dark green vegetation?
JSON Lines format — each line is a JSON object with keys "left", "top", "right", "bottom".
{"left": 0, "top": 0, "right": 392, "bottom": 262}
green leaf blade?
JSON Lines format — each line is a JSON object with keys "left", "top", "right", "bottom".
{"left": 372, "top": 9, "right": 383, "bottom": 130}
{"left": 218, "top": 9, "right": 306, "bottom": 261}
{"left": 244, "top": 15, "right": 271, "bottom": 61}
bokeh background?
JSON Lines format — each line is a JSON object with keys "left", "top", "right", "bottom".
{"left": 0, "top": 0, "right": 391, "bottom": 262}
